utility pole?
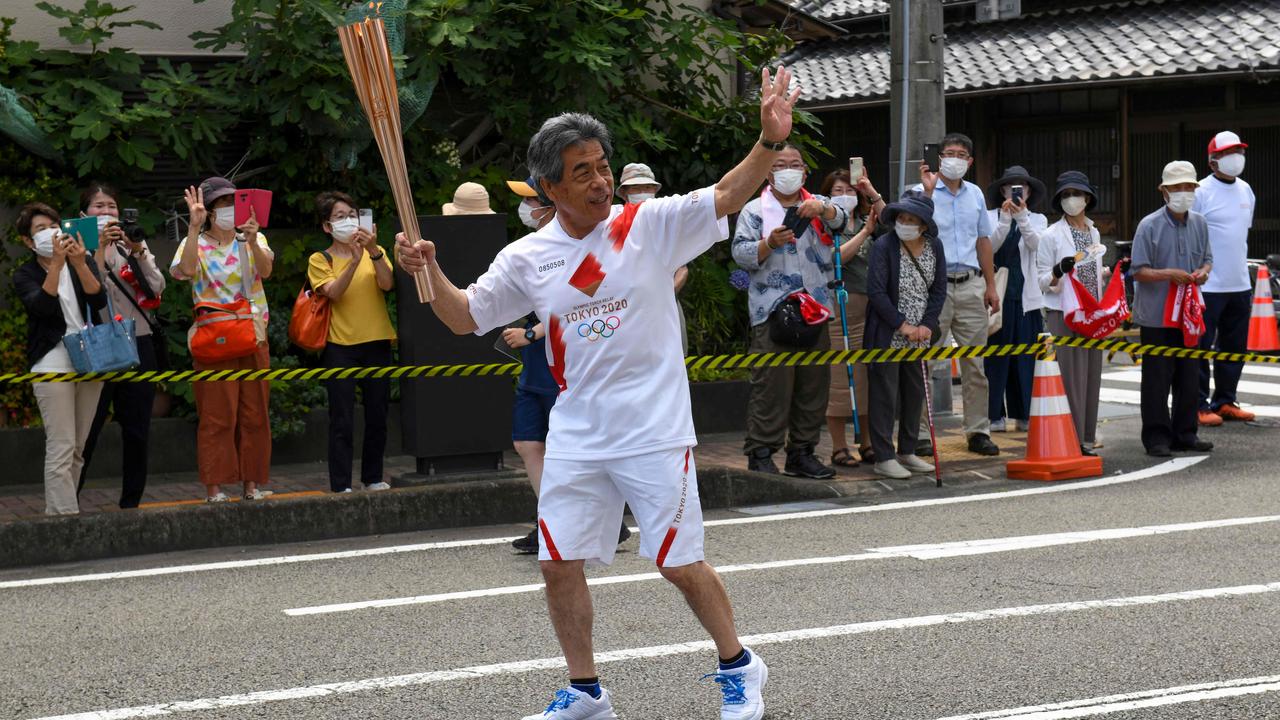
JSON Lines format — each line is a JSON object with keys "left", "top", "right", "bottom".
{"left": 889, "top": 0, "right": 946, "bottom": 199}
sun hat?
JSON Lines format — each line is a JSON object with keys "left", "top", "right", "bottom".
{"left": 985, "top": 165, "right": 1046, "bottom": 209}
{"left": 1052, "top": 170, "right": 1098, "bottom": 213}
{"left": 880, "top": 189, "right": 938, "bottom": 240}
{"left": 615, "top": 163, "right": 661, "bottom": 198}
{"left": 442, "top": 182, "right": 495, "bottom": 215}
{"left": 1160, "top": 161, "right": 1198, "bottom": 188}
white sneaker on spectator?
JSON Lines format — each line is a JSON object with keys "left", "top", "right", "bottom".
{"left": 365, "top": 481, "right": 391, "bottom": 491}
{"left": 520, "top": 687, "right": 617, "bottom": 720}
{"left": 205, "top": 492, "right": 229, "bottom": 503}
{"left": 243, "top": 489, "right": 273, "bottom": 500}
{"left": 706, "top": 648, "right": 767, "bottom": 720}
{"left": 874, "top": 459, "right": 911, "bottom": 479}
{"left": 1015, "top": 419, "right": 1029, "bottom": 432}
{"left": 337, "top": 488, "right": 353, "bottom": 494}
{"left": 990, "top": 418, "right": 1007, "bottom": 432}
{"left": 897, "top": 454, "right": 935, "bottom": 474}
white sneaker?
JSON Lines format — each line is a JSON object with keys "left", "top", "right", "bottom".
{"left": 1015, "top": 419, "right": 1029, "bottom": 432}
{"left": 874, "top": 459, "right": 911, "bottom": 479}
{"left": 365, "top": 481, "right": 391, "bottom": 491}
{"left": 520, "top": 688, "right": 617, "bottom": 720}
{"left": 897, "top": 454, "right": 935, "bottom": 474}
{"left": 990, "top": 417, "right": 1007, "bottom": 432}
{"left": 706, "top": 648, "right": 767, "bottom": 720}
{"left": 205, "top": 492, "right": 229, "bottom": 503}
{"left": 243, "top": 489, "right": 273, "bottom": 500}
{"left": 337, "top": 488, "right": 353, "bottom": 494}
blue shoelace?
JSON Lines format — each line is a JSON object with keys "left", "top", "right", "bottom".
{"left": 702, "top": 672, "right": 747, "bottom": 705}
{"left": 543, "top": 689, "right": 580, "bottom": 714}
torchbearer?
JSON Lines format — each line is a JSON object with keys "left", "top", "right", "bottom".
{"left": 398, "top": 66, "right": 803, "bottom": 720}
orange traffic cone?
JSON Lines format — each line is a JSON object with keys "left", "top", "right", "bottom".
{"left": 1248, "top": 265, "right": 1279, "bottom": 352}
{"left": 1006, "top": 344, "right": 1103, "bottom": 482}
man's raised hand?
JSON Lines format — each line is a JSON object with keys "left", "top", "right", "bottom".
{"left": 760, "top": 66, "right": 801, "bottom": 143}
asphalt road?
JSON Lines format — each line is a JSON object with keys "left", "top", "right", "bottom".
{"left": 3, "top": 397, "right": 1280, "bottom": 719}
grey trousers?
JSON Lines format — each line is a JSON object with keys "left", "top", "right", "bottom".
{"left": 869, "top": 360, "right": 925, "bottom": 461}
{"left": 1045, "top": 310, "right": 1102, "bottom": 444}
{"left": 743, "top": 323, "right": 831, "bottom": 454}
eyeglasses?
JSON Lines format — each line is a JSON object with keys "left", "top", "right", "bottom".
{"left": 771, "top": 162, "right": 805, "bottom": 171}
{"left": 329, "top": 212, "right": 358, "bottom": 221}
{"left": 940, "top": 150, "right": 970, "bottom": 160}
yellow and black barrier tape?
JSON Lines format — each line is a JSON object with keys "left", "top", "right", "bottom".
{"left": 2, "top": 336, "right": 1276, "bottom": 384}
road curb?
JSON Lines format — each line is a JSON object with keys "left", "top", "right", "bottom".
{"left": 0, "top": 465, "right": 839, "bottom": 569}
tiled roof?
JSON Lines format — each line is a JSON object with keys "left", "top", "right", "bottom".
{"left": 786, "top": 0, "right": 1280, "bottom": 106}
{"left": 786, "top": 0, "right": 968, "bottom": 21}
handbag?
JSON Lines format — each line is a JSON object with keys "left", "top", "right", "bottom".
{"left": 986, "top": 267, "right": 1009, "bottom": 336}
{"left": 767, "top": 291, "right": 830, "bottom": 348}
{"left": 106, "top": 255, "right": 170, "bottom": 370}
{"left": 187, "top": 238, "right": 265, "bottom": 365}
{"left": 288, "top": 252, "right": 333, "bottom": 352}
{"left": 62, "top": 290, "right": 140, "bottom": 374}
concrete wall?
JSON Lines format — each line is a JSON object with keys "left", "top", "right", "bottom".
{"left": 7, "top": 0, "right": 240, "bottom": 56}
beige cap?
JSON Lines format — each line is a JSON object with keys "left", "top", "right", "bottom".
{"left": 1160, "top": 160, "right": 1198, "bottom": 188}
{"left": 443, "top": 182, "right": 495, "bottom": 215}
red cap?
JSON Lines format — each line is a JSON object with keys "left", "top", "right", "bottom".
{"left": 1207, "top": 131, "right": 1247, "bottom": 155}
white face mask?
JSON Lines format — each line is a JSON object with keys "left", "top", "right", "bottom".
{"left": 1215, "top": 153, "right": 1245, "bottom": 178}
{"left": 32, "top": 227, "right": 58, "bottom": 257}
{"left": 518, "top": 202, "right": 548, "bottom": 230}
{"left": 626, "top": 192, "right": 655, "bottom": 204}
{"left": 1060, "top": 196, "right": 1088, "bottom": 217}
{"left": 829, "top": 195, "right": 859, "bottom": 214}
{"left": 213, "top": 206, "right": 236, "bottom": 230}
{"left": 330, "top": 218, "right": 358, "bottom": 243}
{"left": 772, "top": 168, "right": 805, "bottom": 195}
{"left": 895, "top": 221, "right": 922, "bottom": 241}
{"left": 1166, "top": 191, "right": 1195, "bottom": 214}
{"left": 940, "top": 157, "right": 969, "bottom": 181}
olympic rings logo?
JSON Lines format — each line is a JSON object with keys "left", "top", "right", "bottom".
{"left": 577, "top": 316, "right": 621, "bottom": 341}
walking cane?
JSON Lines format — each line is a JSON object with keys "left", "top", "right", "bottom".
{"left": 829, "top": 220, "right": 861, "bottom": 437}
{"left": 921, "top": 357, "right": 942, "bottom": 487}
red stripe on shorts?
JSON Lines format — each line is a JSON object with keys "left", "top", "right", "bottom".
{"left": 538, "top": 519, "right": 563, "bottom": 561}
{"left": 683, "top": 447, "right": 690, "bottom": 475}
{"left": 655, "top": 527, "right": 679, "bottom": 567}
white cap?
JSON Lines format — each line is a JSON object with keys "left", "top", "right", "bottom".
{"left": 1207, "top": 130, "right": 1248, "bottom": 155}
{"left": 1160, "top": 160, "right": 1198, "bottom": 188}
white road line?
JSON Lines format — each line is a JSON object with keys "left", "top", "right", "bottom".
{"left": 1108, "top": 364, "right": 1280, "bottom": 379}
{"left": 1102, "top": 371, "right": 1280, "bottom": 398}
{"left": 283, "top": 514, "right": 1279, "bottom": 616}
{"left": 31, "top": 581, "right": 1280, "bottom": 720}
{"left": 0, "top": 457, "right": 1206, "bottom": 591}
{"left": 1098, "top": 388, "right": 1280, "bottom": 417}
{"left": 936, "top": 675, "right": 1280, "bottom": 720}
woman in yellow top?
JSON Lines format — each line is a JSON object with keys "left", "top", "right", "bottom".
{"left": 308, "top": 191, "right": 396, "bottom": 493}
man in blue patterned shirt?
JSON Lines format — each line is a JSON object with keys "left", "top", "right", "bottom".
{"left": 732, "top": 143, "right": 848, "bottom": 478}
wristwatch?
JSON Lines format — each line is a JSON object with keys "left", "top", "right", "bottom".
{"left": 369, "top": 251, "right": 384, "bottom": 261}
{"left": 759, "top": 136, "right": 788, "bottom": 152}
{"left": 524, "top": 328, "right": 537, "bottom": 342}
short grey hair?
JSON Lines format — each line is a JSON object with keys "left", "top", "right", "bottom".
{"left": 527, "top": 112, "right": 614, "bottom": 189}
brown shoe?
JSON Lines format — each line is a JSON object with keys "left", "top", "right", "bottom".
{"left": 1198, "top": 410, "right": 1224, "bottom": 427}
{"left": 1216, "top": 403, "right": 1256, "bottom": 422}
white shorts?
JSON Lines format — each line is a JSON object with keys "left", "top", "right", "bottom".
{"left": 538, "top": 446, "right": 705, "bottom": 568}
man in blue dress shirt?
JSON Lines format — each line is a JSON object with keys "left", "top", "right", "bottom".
{"left": 915, "top": 132, "right": 1002, "bottom": 456}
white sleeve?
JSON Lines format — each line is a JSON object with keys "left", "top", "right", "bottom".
{"left": 465, "top": 249, "right": 534, "bottom": 335}
{"left": 632, "top": 185, "right": 730, "bottom": 272}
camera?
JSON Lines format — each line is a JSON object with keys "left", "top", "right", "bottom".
{"left": 120, "top": 208, "right": 147, "bottom": 245}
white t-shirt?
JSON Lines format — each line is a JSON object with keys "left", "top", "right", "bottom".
{"left": 467, "top": 186, "right": 729, "bottom": 461}
{"left": 31, "top": 265, "right": 87, "bottom": 373}
{"left": 1194, "top": 175, "right": 1255, "bottom": 293}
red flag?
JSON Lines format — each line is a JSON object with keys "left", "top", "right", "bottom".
{"left": 1163, "top": 282, "right": 1206, "bottom": 347}
{"left": 1062, "top": 264, "right": 1129, "bottom": 339}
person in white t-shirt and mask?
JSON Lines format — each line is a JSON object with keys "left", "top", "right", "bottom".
{"left": 398, "top": 66, "right": 806, "bottom": 720}
{"left": 1193, "top": 130, "right": 1257, "bottom": 426}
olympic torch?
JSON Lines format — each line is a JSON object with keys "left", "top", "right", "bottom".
{"left": 337, "top": 15, "right": 433, "bottom": 302}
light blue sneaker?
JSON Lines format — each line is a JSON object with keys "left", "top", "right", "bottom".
{"left": 520, "top": 687, "right": 618, "bottom": 720}
{"left": 704, "top": 647, "right": 768, "bottom": 720}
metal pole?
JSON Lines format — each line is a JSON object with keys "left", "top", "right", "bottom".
{"left": 896, "top": 0, "right": 911, "bottom": 200}
{"left": 830, "top": 232, "right": 860, "bottom": 437}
